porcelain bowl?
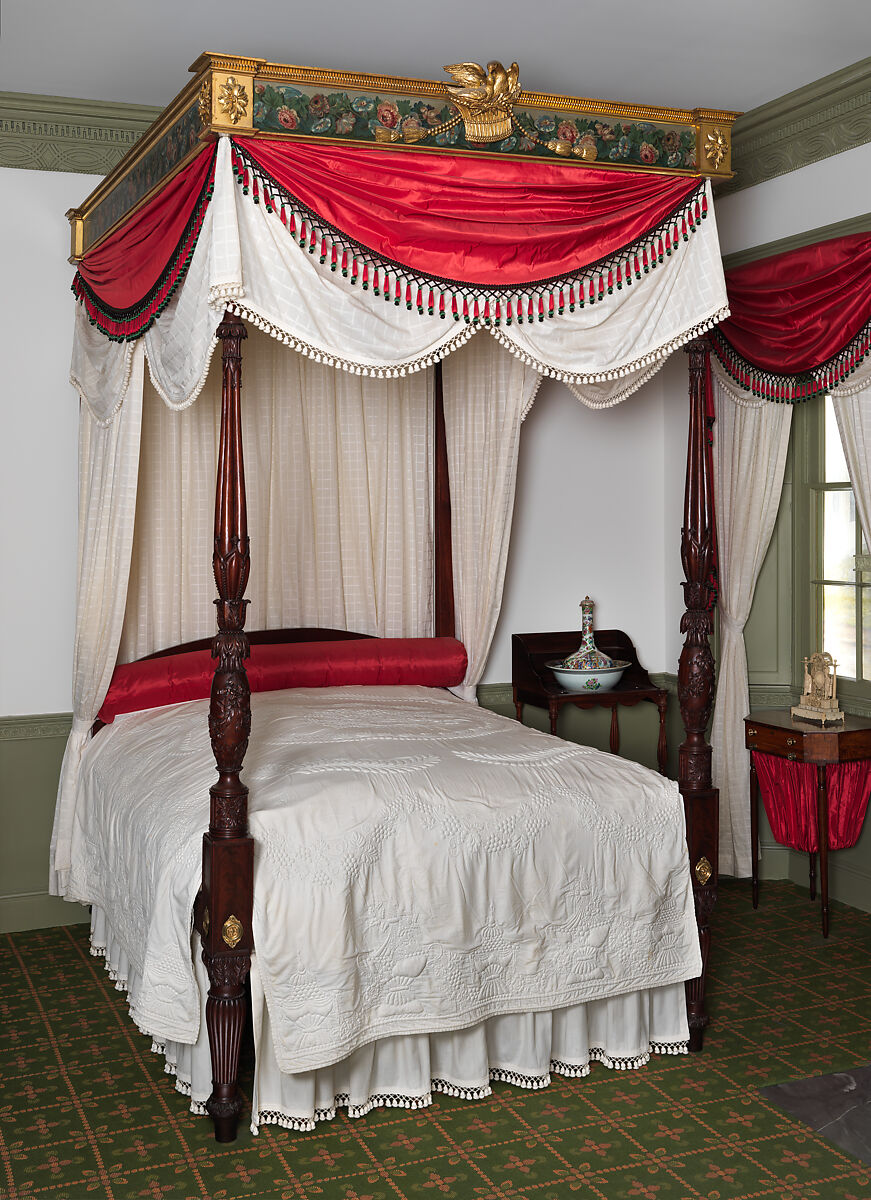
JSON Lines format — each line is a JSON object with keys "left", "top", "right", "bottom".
{"left": 546, "top": 659, "right": 630, "bottom": 694}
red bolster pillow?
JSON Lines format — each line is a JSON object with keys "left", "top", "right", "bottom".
{"left": 97, "top": 637, "right": 468, "bottom": 724}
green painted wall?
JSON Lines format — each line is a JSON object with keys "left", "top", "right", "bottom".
{"left": 0, "top": 715, "right": 89, "bottom": 932}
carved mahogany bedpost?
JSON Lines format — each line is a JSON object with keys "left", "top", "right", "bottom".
{"left": 679, "top": 337, "right": 719, "bottom": 1052}
{"left": 194, "top": 310, "right": 254, "bottom": 1142}
{"left": 433, "top": 362, "right": 456, "bottom": 639}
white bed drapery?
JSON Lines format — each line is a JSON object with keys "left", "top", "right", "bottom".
{"left": 53, "top": 134, "right": 729, "bottom": 890}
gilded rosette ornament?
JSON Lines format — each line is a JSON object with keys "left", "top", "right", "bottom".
{"left": 442, "top": 61, "right": 521, "bottom": 142}
{"left": 219, "top": 77, "right": 249, "bottom": 125}
{"left": 704, "top": 128, "right": 728, "bottom": 169}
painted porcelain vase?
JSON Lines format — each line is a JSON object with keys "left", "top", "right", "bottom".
{"left": 547, "top": 596, "right": 629, "bottom": 693}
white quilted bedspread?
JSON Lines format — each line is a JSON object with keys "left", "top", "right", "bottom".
{"left": 67, "top": 686, "right": 701, "bottom": 1072}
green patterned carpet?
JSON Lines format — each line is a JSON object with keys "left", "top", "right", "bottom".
{"left": 2, "top": 880, "right": 871, "bottom": 1200}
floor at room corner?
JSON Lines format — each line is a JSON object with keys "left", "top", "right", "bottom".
{"left": 2, "top": 880, "right": 871, "bottom": 1200}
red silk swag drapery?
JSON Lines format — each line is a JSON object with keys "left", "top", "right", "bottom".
{"left": 710, "top": 230, "right": 871, "bottom": 401}
{"left": 73, "top": 143, "right": 217, "bottom": 340}
{"left": 753, "top": 750, "right": 871, "bottom": 853}
{"left": 72, "top": 135, "right": 708, "bottom": 340}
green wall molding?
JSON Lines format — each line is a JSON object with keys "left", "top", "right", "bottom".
{"left": 721, "top": 55, "right": 871, "bottom": 197}
{"left": 0, "top": 91, "right": 160, "bottom": 175}
{"left": 0, "top": 712, "right": 73, "bottom": 741}
{"left": 723, "top": 210, "right": 871, "bottom": 272}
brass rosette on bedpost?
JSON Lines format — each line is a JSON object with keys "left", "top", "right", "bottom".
{"left": 198, "top": 309, "right": 255, "bottom": 1143}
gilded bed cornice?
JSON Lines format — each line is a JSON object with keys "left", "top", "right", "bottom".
{"left": 0, "top": 91, "right": 160, "bottom": 175}
{"left": 722, "top": 55, "right": 871, "bottom": 196}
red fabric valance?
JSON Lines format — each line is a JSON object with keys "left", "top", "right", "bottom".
{"left": 711, "top": 231, "right": 871, "bottom": 401}
{"left": 233, "top": 137, "right": 703, "bottom": 292}
{"left": 753, "top": 750, "right": 871, "bottom": 852}
{"left": 73, "top": 144, "right": 217, "bottom": 340}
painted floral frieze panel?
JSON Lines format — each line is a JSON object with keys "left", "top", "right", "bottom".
{"left": 253, "top": 81, "right": 697, "bottom": 170}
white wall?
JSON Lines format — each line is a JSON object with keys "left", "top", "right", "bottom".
{"left": 485, "top": 373, "right": 671, "bottom": 683}
{"left": 715, "top": 141, "right": 871, "bottom": 257}
{"left": 0, "top": 166, "right": 101, "bottom": 715}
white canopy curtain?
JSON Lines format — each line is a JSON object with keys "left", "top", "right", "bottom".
{"left": 709, "top": 363, "right": 792, "bottom": 877}
{"left": 53, "top": 133, "right": 730, "bottom": 890}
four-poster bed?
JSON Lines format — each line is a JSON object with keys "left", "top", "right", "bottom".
{"left": 57, "top": 52, "right": 738, "bottom": 1142}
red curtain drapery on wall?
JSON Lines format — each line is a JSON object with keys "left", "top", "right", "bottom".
{"left": 710, "top": 231, "right": 871, "bottom": 400}
{"left": 72, "top": 135, "right": 708, "bottom": 339}
{"left": 753, "top": 750, "right": 871, "bottom": 852}
{"left": 73, "top": 144, "right": 217, "bottom": 340}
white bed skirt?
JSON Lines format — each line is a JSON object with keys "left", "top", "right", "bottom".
{"left": 90, "top": 906, "right": 690, "bottom": 1134}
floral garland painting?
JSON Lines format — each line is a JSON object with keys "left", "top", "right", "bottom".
{"left": 253, "top": 82, "right": 697, "bottom": 169}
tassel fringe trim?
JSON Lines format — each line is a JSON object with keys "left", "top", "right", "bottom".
{"left": 230, "top": 139, "right": 708, "bottom": 329}
{"left": 72, "top": 157, "right": 217, "bottom": 342}
{"left": 247, "top": 1044, "right": 688, "bottom": 1134}
{"left": 710, "top": 317, "right": 871, "bottom": 403}
{"left": 215, "top": 298, "right": 478, "bottom": 378}
{"left": 491, "top": 304, "right": 730, "bottom": 390}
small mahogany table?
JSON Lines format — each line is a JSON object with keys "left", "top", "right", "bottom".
{"left": 512, "top": 630, "right": 668, "bottom": 774}
{"left": 744, "top": 709, "right": 871, "bottom": 937}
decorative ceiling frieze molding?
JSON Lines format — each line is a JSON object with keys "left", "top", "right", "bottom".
{"left": 723, "top": 56, "right": 871, "bottom": 196}
{"left": 0, "top": 91, "right": 160, "bottom": 175}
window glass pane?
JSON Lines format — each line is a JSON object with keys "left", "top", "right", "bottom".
{"left": 864, "top": 589, "right": 871, "bottom": 681}
{"left": 825, "top": 395, "right": 849, "bottom": 482}
{"left": 823, "top": 584, "right": 856, "bottom": 678}
{"left": 823, "top": 490, "right": 855, "bottom": 580}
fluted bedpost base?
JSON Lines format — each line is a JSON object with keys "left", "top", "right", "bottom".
{"left": 203, "top": 950, "right": 251, "bottom": 1141}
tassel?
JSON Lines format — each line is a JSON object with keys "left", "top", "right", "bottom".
{"left": 289, "top": 213, "right": 296, "bottom": 236}
{"left": 330, "top": 245, "right": 337, "bottom": 271}
{"left": 416, "top": 286, "right": 423, "bottom": 314}
{"left": 309, "top": 228, "right": 317, "bottom": 254}
{"left": 681, "top": 216, "right": 688, "bottom": 241}
{"left": 361, "top": 264, "right": 369, "bottom": 289}
{"left": 607, "top": 269, "right": 614, "bottom": 294}
{"left": 351, "top": 258, "right": 358, "bottom": 284}
{"left": 428, "top": 289, "right": 434, "bottom": 316}
{"left": 319, "top": 237, "right": 327, "bottom": 264}
{"left": 701, "top": 192, "right": 708, "bottom": 218}
{"left": 451, "top": 295, "right": 459, "bottom": 320}
{"left": 439, "top": 293, "right": 445, "bottom": 319}
{"left": 394, "top": 278, "right": 402, "bottom": 305}
{"left": 252, "top": 178, "right": 259, "bottom": 204}
{"left": 483, "top": 299, "right": 491, "bottom": 324}
{"left": 547, "top": 293, "right": 554, "bottom": 319}
{"left": 463, "top": 296, "right": 470, "bottom": 323}
{"left": 406, "top": 283, "right": 413, "bottom": 310}
{"left": 538, "top": 296, "right": 545, "bottom": 322}
{"left": 494, "top": 300, "right": 501, "bottom": 326}
{"left": 528, "top": 295, "right": 536, "bottom": 322}
{"left": 341, "top": 250, "right": 348, "bottom": 277}
{"left": 505, "top": 298, "right": 513, "bottom": 325}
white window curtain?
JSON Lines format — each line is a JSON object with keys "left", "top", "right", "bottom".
{"left": 50, "top": 346, "right": 145, "bottom": 893}
{"left": 442, "top": 335, "right": 541, "bottom": 700}
{"left": 120, "top": 327, "right": 434, "bottom": 664}
{"left": 710, "top": 365, "right": 792, "bottom": 877}
{"left": 832, "top": 361, "right": 871, "bottom": 558}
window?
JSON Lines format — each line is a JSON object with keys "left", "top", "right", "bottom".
{"left": 804, "top": 395, "right": 870, "bottom": 700}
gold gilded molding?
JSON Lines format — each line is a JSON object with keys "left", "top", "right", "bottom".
{"left": 695, "top": 857, "right": 713, "bottom": 886}
{"left": 198, "top": 78, "right": 212, "bottom": 127}
{"left": 221, "top": 914, "right": 243, "bottom": 949}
